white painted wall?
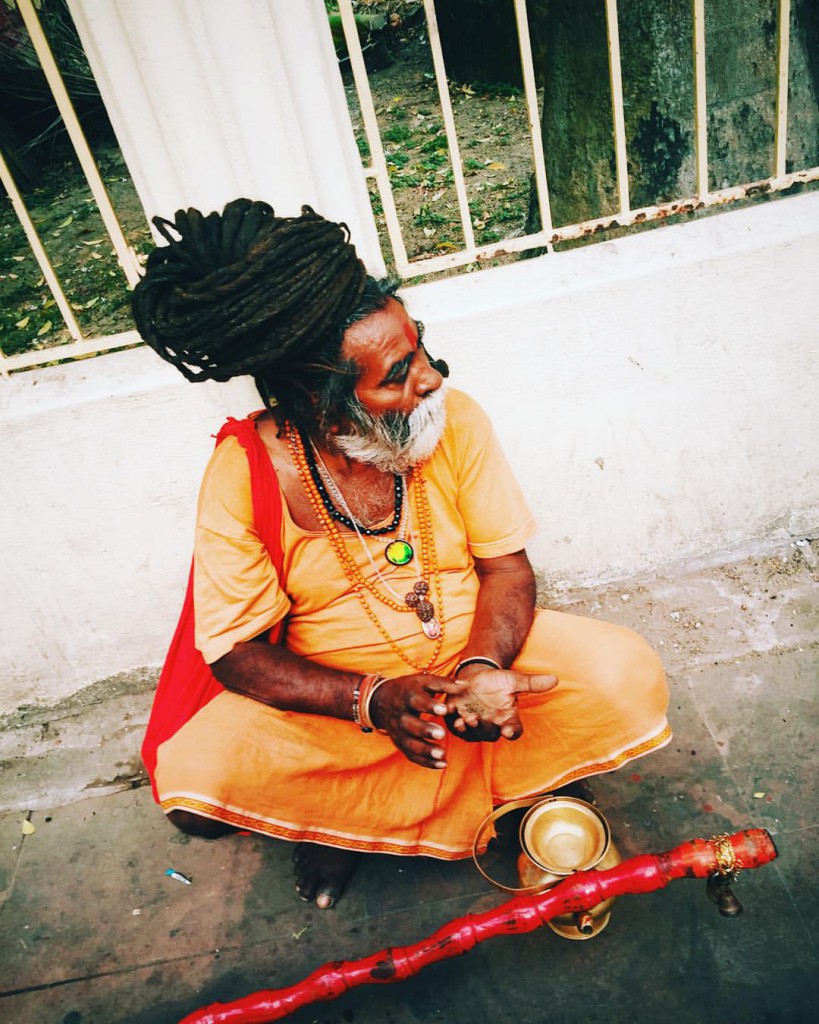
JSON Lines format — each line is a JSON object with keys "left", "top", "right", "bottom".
{"left": 1, "top": 1, "right": 816, "bottom": 716}
{"left": 3, "top": 192, "right": 817, "bottom": 716}
{"left": 407, "top": 194, "right": 819, "bottom": 583}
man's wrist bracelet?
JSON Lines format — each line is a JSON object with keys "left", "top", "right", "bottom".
{"left": 360, "top": 675, "right": 389, "bottom": 733}
{"left": 352, "top": 677, "right": 367, "bottom": 730}
{"left": 354, "top": 673, "right": 389, "bottom": 733}
{"left": 453, "top": 656, "right": 502, "bottom": 679}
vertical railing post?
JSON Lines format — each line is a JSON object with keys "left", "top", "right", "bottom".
{"left": 513, "top": 0, "right": 554, "bottom": 238}
{"left": 0, "top": 149, "right": 84, "bottom": 353}
{"left": 17, "top": 0, "right": 141, "bottom": 287}
{"left": 422, "top": 0, "right": 476, "bottom": 253}
{"left": 692, "top": 0, "right": 709, "bottom": 198}
{"left": 336, "top": 0, "right": 409, "bottom": 272}
{"left": 605, "top": 0, "right": 630, "bottom": 214}
{"left": 774, "top": 0, "right": 791, "bottom": 180}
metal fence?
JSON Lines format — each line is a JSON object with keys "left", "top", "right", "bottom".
{"left": 0, "top": 0, "right": 143, "bottom": 376}
{"left": 2, "top": 0, "right": 818, "bottom": 373}
{"left": 340, "top": 0, "right": 819, "bottom": 278}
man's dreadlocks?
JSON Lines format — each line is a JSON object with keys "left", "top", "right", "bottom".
{"left": 131, "top": 198, "right": 380, "bottom": 432}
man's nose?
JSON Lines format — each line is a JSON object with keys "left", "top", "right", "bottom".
{"left": 416, "top": 348, "right": 443, "bottom": 397}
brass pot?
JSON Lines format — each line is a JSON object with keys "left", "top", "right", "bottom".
{"left": 473, "top": 794, "right": 622, "bottom": 940}
{"left": 517, "top": 796, "right": 621, "bottom": 939}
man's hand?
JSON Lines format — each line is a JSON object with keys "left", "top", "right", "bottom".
{"left": 369, "top": 674, "right": 468, "bottom": 770}
{"left": 447, "top": 666, "right": 558, "bottom": 741}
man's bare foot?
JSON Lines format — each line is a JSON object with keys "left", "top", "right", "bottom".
{"left": 293, "top": 842, "right": 362, "bottom": 909}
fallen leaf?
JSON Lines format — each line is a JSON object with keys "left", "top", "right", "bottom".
{"left": 22, "top": 819, "right": 35, "bottom": 835}
{"left": 81, "top": 238, "right": 105, "bottom": 246}
{"left": 15, "top": 316, "right": 30, "bottom": 328}
{"left": 57, "top": 214, "right": 74, "bottom": 227}
{"left": 37, "top": 320, "right": 53, "bottom": 336}
{"left": 753, "top": 791, "right": 766, "bottom": 799}
{"left": 12, "top": 255, "right": 25, "bottom": 262}
{"left": 487, "top": 161, "right": 506, "bottom": 171}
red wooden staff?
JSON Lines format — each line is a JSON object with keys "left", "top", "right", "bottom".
{"left": 179, "top": 828, "right": 777, "bottom": 1024}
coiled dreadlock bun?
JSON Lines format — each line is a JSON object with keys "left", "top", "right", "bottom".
{"left": 131, "top": 199, "right": 368, "bottom": 392}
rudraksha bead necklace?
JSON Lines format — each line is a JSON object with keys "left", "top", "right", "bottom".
{"left": 287, "top": 423, "right": 444, "bottom": 673}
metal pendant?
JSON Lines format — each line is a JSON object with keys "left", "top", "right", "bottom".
{"left": 421, "top": 616, "right": 441, "bottom": 639}
{"left": 385, "top": 539, "right": 414, "bottom": 566}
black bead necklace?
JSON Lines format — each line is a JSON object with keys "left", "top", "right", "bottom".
{"left": 299, "top": 428, "right": 403, "bottom": 537}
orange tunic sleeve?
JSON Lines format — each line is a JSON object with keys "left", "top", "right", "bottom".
{"left": 193, "top": 435, "right": 291, "bottom": 664}
{"left": 440, "top": 389, "right": 537, "bottom": 560}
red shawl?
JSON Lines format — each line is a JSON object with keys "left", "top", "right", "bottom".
{"left": 141, "top": 415, "right": 284, "bottom": 799}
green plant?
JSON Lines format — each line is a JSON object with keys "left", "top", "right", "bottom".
{"left": 414, "top": 205, "right": 449, "bottom": 226}
{"left": 418, "top": 152, "right": 448, "bottom": 170}
{"left": 383, "top": 123, "right": 412, "bottom": 144}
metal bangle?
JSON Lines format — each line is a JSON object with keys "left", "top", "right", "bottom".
{"left": 360, "top": 675, "right": 389, "bottom": 733}
{"left": 352, "top": 676, "right": 368, "bottom": 731}
{"left": 453, "top": 656, "right": 502, "bottom": 679}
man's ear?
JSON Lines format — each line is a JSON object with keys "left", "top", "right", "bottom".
{"left": 427, "top": 353, "right": 449, "bottom": 378}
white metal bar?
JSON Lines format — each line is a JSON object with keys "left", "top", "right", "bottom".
{"left": 775, "top": 0, "right": 791, "bottom": 178}
{"left": 1, "top": 330, "right": 142, "bottom": 375}
{"left": 337, "top": 0, "right": 409, "bottom": 271}
{"left": 0, "top": 148, "right": 83, "bottom": 346}
{"left": 393, "top": 165, "right": 819, "bottom": 277}
{"left": 692, "top": 0, "right": 709, "bottom": 196}
{"left": 16, "top": 0, "right": 141, "bottom": 287}
{"left": 423, "top": 0, "right": 476, "bottom": 252}
{"left": 605, "top": 0, "right": 630, "bottom": 213}
{"left": 513, "top": 0, "right": 553, "bottom": 235}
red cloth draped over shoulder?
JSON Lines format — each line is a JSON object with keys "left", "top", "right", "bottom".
{"left": 141, "top": 414, "right": 284, "bottom": 800}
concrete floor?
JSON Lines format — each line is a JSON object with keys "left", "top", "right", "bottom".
{"left": 1, "top": 541, "right": 817, "bottom": 1024}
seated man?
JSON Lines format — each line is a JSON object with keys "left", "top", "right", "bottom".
{"left": 132, "top": 199, "right": 670, "bottom": 909}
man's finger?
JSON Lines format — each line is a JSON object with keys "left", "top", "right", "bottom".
{"left": 509, "top": 672, "right": 558, "bottom": 695}
{"left": 501, "top": 720, "right": 523, "bottom": 740}
{"left": 429, "top": 677, "right": 471, "bottom": 696}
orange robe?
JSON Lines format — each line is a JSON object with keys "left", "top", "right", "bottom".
{"left": 155, "top": 389, "right": 670, "bottom": 858}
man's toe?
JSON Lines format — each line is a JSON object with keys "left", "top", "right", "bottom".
{"left": 315, "top": 889, "right": 337, "bottom": 909}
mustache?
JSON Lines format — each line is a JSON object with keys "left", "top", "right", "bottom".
{"left": 333, "top": 386, "right": 448, "bottom": 473}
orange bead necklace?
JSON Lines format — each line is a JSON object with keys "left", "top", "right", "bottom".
{"left": 286, "top": 423, "right": 445, "bottom": 673}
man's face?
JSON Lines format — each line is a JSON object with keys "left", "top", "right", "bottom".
{"left": 332, "top": 298, "right": 447, "bottom": 473}
{"left": 340, "top": 298, "right": 443, "bottom": 419}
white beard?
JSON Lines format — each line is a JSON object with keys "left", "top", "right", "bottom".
{"left": 332, "top": 385, "right": 448, "bottom": 474}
